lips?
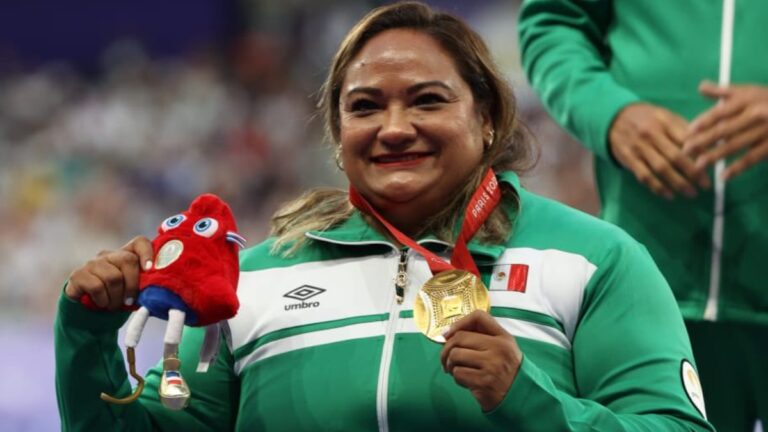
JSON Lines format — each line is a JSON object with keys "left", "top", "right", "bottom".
{"left": 370, "top": 152, "right": 434, "bottom": 165}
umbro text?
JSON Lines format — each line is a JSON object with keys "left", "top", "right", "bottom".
{"left": 284, "top": 301, "right": 320, "bottom": 311}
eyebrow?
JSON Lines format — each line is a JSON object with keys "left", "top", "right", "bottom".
{"left": 345, "top": 80, "right": 453, "bottom": 98}
{"left": 407, "top": 81, "right": 452, "bottom": 94}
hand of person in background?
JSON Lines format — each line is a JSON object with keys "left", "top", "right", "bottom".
{"left": 683, "top": 81, "right": 768, "bottom": 181}
{"left": 65, "top": 236, "right": 154, "bottom": 311}
{"left": 440, "top": 310, "right": 522, "bottom": 412}
{"left": 609, "top": 103, "right": 710, "bottom": 199}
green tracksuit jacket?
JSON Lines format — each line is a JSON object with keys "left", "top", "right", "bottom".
{"left": 519, "top": 0, "right": 768, "bottom": 323}
{"left": 55, "top": 172, "right": 712, "bottom": 431}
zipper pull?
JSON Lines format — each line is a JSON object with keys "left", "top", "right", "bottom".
{"left": 394, "top": 250, "right": 408, "bottom": 304}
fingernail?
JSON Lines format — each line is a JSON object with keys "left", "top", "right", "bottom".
{"left": 124, "top": 297, "right": 134, "bottom": 306}
{"left": 441, "top": 326, "right": 452, "bottom": 339}
{"left": 144, "top": 260, "right": 153, "bottom": 271}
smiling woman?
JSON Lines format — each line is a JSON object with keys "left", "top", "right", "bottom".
{"left": 271, "top": 3, "right": 531, "bottom": 253}
{"left": 55, "top": 2, "right": 714, "bottom": 431}
{"left": 339, "top": 28, "right": 489, "bottom": 234}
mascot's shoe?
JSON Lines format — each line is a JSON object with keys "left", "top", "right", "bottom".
{"left": 159, "top": 357, "right": 190, "bottom": 410}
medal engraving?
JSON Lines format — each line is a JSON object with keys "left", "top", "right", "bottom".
{"left": 441, "top": 295, "right": 463, "bottom": 318}
{"left": 155, "top": 240, "right": 184, "bottom": 270}
{"left": 414, "top": 269, "right": 490, "bottom": 343}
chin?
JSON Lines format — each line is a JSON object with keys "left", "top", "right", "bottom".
{"left": 371, "top": 189, "right": 419, "bottom": 206}
{"left": 376, "top": 181, "right": 430, "bottom": 204}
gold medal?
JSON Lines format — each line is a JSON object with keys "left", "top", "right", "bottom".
{"left": 413, "top": 269, "right": 490, "bottom": 343}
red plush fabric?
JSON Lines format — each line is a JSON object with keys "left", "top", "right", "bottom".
{"left": 80, "top": 194, "right": 241, "bottom": 326}
{"left": 140, "top": 194, "right": 241, "bottom": 326}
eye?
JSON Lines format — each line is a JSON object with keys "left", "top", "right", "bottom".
{"left": 349, "top": 99, "right": 379, "bottom": 113}
{"left": 161, "top": 214, "right": 186, "bottom": 231}
{"left": 414, "top": 93, "right": 447, "bottom": 107}
{"left": 193, "top": 217, "right": 219, "bottom": 238}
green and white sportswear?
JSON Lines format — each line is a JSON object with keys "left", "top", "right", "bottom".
{"left": 55, "top": 172, "right": 713, "bottom": 431}
{"left": 518, "top": 0, "right": 768, "bottom": 324}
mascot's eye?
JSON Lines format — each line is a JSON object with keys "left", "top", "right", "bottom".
{"left": 193, "top": 217, "right": 219, "bottom": 238}
{"left": 161, "top": 214, "right": 186, "bottom": 231}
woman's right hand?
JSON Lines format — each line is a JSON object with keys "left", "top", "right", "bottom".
{"left": 65, "top": 236, "right": 154, "bottom": 312}
{"left": 609, "top": 103, "right": 709, "bottom": 199}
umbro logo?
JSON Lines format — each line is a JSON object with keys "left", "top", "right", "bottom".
{"left": 284, "top": 285, "right": 325, "bottom": 311}
{"left": 284, "top": 285, "right": 326, "bottom": 301}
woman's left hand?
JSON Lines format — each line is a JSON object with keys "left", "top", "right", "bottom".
{"left": 683, "top": 82, "right": 768, "bottom": 180}
{"left": 440, "top": 310, "right": 523, "bottom": 412}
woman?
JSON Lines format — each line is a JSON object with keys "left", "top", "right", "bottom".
{"left": 56, "top": 2, "right": 714, "bottom": 431}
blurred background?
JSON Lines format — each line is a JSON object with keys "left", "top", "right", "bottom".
{"left": 0, "top": 0, "right": 597, "bottom": 430}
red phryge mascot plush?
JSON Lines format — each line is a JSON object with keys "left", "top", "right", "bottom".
{"left": 87, "top": 194, "right": 245, "bottom": 410}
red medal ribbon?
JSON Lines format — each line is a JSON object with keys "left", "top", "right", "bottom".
{"left": 348, "top": 168, "right": 501, "bottom": 277}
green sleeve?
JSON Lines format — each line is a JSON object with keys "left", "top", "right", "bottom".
{"left": 55, "top": 293, "right": 240, "bottom": 431}
{"left": 485, "top": 240, "right": 714, "bottom": 431}
{"left": 518, "top": 0, "right": 640, "bottom": 161}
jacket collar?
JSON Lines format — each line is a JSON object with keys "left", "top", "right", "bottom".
{"left": 305, "top": 171, "right": 521, "bottom": 264}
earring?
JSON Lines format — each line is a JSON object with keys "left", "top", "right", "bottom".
{"left": 335, "top": 147, "right": 344, "bottom": 171}
{"left": 484, "top": 130, "right": 495, "bottom": 151}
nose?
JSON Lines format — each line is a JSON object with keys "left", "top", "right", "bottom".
{"left": 377, "top": 108, "right": 417, "bottom": 147}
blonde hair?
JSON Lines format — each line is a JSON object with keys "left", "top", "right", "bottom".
{"left": 271, "top": 1, "right": 533, "bottom": 255}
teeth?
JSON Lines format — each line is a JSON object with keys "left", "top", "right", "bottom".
{"left": 377, "top": 154, "right": 424, "bottom": 163}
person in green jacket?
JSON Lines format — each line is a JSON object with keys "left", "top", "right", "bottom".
{"left": 518, "top": 0, "right": 768, "bottom": 430}
{"left": 55, "top": 2, "right": 713, "bottom": 431}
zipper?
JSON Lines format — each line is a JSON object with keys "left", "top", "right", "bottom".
{"left": 376, "top": 249, "right": 408, "bottom": 432}
{"left": 703, "top": 0, "right": 734, "bottom": 321}
{"left": 394, "top": 249, "right": 409, "bottom": 304}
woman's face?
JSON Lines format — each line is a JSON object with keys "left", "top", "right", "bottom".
{"left": 339, "top": 28, "right": 489, "bottom": 232}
